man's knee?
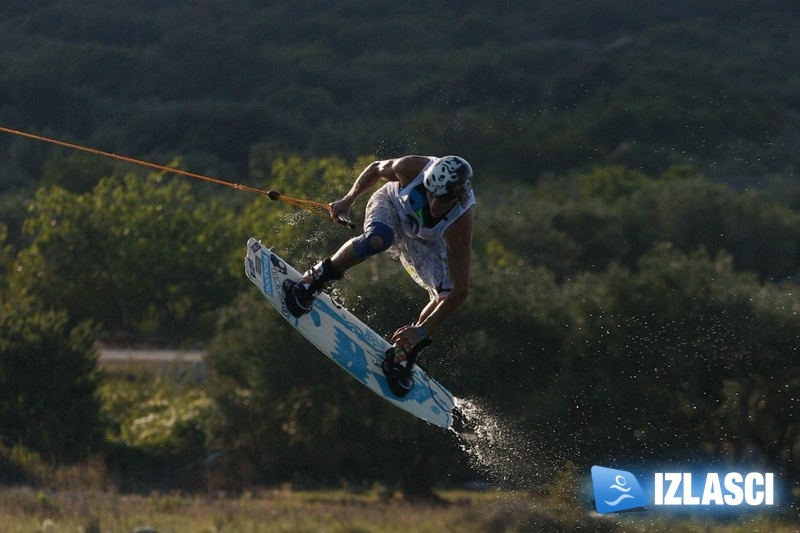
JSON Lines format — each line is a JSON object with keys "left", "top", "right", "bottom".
{"left": 352, "top": 222, "right": 394, "bottom": 258}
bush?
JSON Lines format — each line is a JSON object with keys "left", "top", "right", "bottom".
{"left": 0, "top": 300, "right": 103, "bottom": 463}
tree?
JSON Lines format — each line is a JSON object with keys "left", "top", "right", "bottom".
{"left": 0, "top": 222, "right": 10, "bottom": 292}
{"left": 576, "top": 165, "right": 650, "bottom": 204}
{"left": 204, "top": 291, "right": 431, "bottom": 487}
{"left": 0, "top": 298, "right": 102, "bottom": 463}
{"left": 619, "top": 174, "right": 800, "bottom": 280}
{"left": 12, "top": 169, "right": 239, "bottom": 341}
{"left": 551, "top": 244, "right": 799, "bottom": 485}
{"left": 239, "top": 152, "right": 366, "bottom": 264}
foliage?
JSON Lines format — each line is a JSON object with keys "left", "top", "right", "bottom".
{"left": 618, "top": 173, "right": 800, "bottom": 280}
{"left": 576, "top": 165, "right": 651, "bottom": 204}
{"left": 100, "top": 366, "right": 211, "bottom": 455}
{"left": 203, "top": 155, "right": 799, "bottom": 495}
{"left": 1, "top": 1, "right": 799, "bottom": 194}
{"left": 9, "top": 488, "right": 779, "bottom": 533}
{"left": 0, "top": 0, "right": 799, "bottom": 501}
{"left": 11, "top": 170, "right": 240, "bottom": 341}
{"left": 98, "top": 364, "right": 213, "bottom": 491}
{"left": 239, "top": 152, "right": 361, "bottom": 264}
{"left": 204, "top": 291, "right": 461, "bottom": 488}
{"left": 1, "top": 0, "right": 799, "bottom": 488}
{"left": 2, "top": 142, "right": 799, "bottom": 495}
{"left": 0, "top": 298, "right": 102, "bottom": 463}
{"left": 549, "top": 245, "right": 799, "bottom": 470}
{"left": 0, "top": 221, "right": 10, "bottom": 291}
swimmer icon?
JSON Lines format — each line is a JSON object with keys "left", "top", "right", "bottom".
{"left": 591, "top": 466, "right": 649, "bottom": 514}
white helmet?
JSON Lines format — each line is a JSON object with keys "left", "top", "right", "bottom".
{"left": 423, "top": 156, "right": 473, "bottom": 200}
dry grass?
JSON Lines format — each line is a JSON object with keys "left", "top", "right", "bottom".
{"left": 0, "top": 486, "right": 795, "bottom": 533}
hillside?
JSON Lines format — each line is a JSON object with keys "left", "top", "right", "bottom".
{"left": 0, "top": 1, "right": 798, "bottom": 193}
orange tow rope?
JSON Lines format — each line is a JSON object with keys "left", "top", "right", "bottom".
{"left": 0, "top": 125, "right": 353, "bottom": 228}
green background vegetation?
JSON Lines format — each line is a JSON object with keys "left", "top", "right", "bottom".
{"left": 0, "top": 1, "right": 798, "bottom": 528}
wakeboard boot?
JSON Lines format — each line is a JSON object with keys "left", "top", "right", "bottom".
{"left": 283, "top": 257, "right": 343, "bottom": 317}
{"left": 382, "top": 337, "right": 432, "bottom": 397}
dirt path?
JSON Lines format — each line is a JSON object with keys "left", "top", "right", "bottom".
{"left": 98, "top": 348, "right": 203, "bottom": 363}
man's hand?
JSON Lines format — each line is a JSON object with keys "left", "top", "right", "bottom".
{"left": 329, "top": 195, "right": 355, "bottom": 224}
{"left": 391, "top": 324, "right": 428, "bottom": 354}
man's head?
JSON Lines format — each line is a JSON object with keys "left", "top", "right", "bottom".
{"left": 423, "top": 155, "right": 473, "bottom": 202}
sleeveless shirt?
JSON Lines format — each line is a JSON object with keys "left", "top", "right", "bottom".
{"left": 388, "top": 157, "right": 476, "bottom": 242}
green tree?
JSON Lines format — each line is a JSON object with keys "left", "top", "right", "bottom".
{"left": 714, "top": 283, "right": 800, "bottom": 481}
{"left": 12, "top": 169, "right": 239, "bottom": 341}
{"left": 240, "top": 153, "right": 367, "bottom": 264}
{"left": 619, "top": 174, "right": 800, "bottom": 279}
{"left": 552, "top": 244, "right": 799, "bottom": 483}
{"left": 99, "top": 366, "right": 213, "bottom": 491}
{"left": 475, "top": 186, "right": 627, "bottom": 278}
{"left": 0, "top": 222, "right": 10, "bottom": 291}
{"left": 576, "top": 165, "right": 650, "bottom": 204}
{"left": 205, "top": 291, "right": 440, "bottom": 487}
{"left": 0, "top": 298, "right": 102, "bottom": 462}
{"left": 41, "top": 150, "right": 115, "bottom": 194}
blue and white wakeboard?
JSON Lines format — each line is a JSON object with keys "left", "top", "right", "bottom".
{"left": 244, "top": 238, "right": 456, "bottom": 429}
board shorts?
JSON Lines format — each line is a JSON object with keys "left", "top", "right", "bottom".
{"left": 364, "top": 183, "right": 452, "bottom": 300}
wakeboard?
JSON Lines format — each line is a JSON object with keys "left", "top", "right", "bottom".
{"left": 244, "top": 238, "right": 456, "bottom": 429}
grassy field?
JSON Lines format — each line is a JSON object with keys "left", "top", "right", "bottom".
{"left": 3, "top": 363, "right": 788, "bottom": 532}
{"left": 0, "top": 486, "right": 795, "bottom": 533}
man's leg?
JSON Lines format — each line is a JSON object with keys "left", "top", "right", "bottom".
{"left": 284, "top": 186, "right": 398, "bottom": 317}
